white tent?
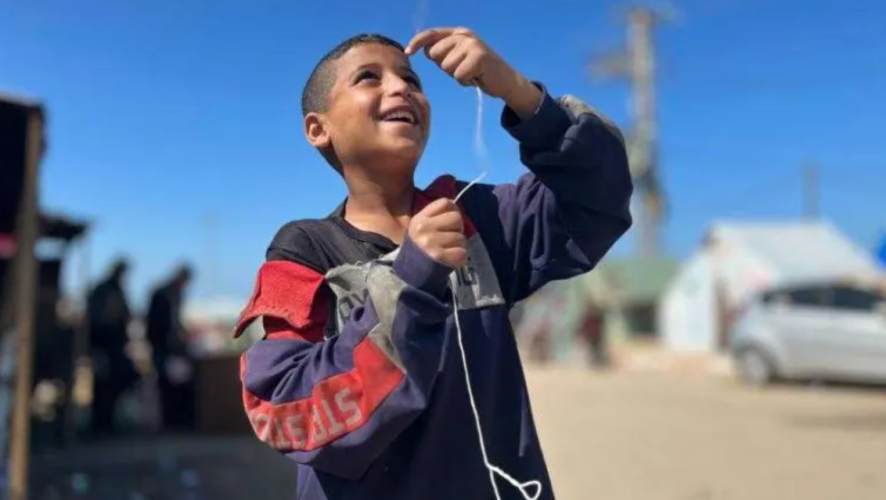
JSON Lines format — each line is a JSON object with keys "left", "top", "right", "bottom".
{"left": 660, "top": 220, "right": 883, "bottom": 352}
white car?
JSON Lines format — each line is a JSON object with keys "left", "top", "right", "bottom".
{"left": 730, "top": 281, "right": 886, "bottom": 386}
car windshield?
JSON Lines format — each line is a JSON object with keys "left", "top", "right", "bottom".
{"left": 762, "top": 283, "right": 885, "bottom": 312}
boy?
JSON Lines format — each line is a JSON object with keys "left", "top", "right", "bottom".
{"left": 234, "top": 28, "right": 632, "bottom": 500}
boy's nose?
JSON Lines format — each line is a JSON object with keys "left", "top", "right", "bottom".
{"left": 385, "top": 75, "right": 412, "bottom": 96}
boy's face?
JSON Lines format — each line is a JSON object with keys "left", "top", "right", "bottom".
{"left": 306, "top": 43, "right": 431, "bottom": 172}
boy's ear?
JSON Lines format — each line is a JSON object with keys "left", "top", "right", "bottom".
{"left": 304, "top": 112, "right": 331, "bottom": 149}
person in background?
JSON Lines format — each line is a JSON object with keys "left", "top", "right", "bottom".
{"left": 87, "top": 258, "right": 138, "bottom": 436}
{"left": 145, "top": 264, "right": 195, "bottom": 432}
{"left": 578, "top": 302, "right": 609, "bottom": 369}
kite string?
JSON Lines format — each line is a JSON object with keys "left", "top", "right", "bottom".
{"left": 450, "top": 275, "right": 543, "bottom": 500}
{"left": 454, "top": 86, "right": 489, "bottom": 202}
{"left": 412, "top": 0, "right": 429, "bottom": 35}
{"left": 413, "top": 6, "right": 540, "bottom": 500}
{"left": 412, "top": 0, "right": 486, "bottom": 201}
{"left": 412, "top": 4, "right": 487, "bottom": 201}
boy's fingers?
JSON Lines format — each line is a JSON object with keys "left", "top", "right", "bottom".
{"left": 405, "top": 29, "right": 451, "bottom": 55}
{"left": 436, "top": 231, "right": 466, "bottom": 250}
{"left": 405, "top": 27, "right": 474, "bottom": 55}
{"left": 433, "top": 210, "right": 464, "bottom": 233}
{"left": 425, "top": 35, "right": 461, "bottom": 63}
{"left": 419, "top": 197, "right": 457, "bottom": 216}
{"left": 439, "top": 48, "right": 469, "bottom": 76}
{"left": 452, "top": 52, "right": 482, "bottom": 86}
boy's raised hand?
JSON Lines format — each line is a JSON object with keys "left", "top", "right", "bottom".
{"left": 405, "top": 27, "right": 542, "bottom": 119}
{"left": 408, "top": 198, "right": 468, "bottom": 269}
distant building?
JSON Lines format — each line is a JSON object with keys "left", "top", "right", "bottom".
{"left": 514, "top": 257, "right": 679, "bottom": 362}
{"left": 576, "top": 257, "right": 680, "bottom": 343}
{"left": 660, "top": 220, "right": 884, "bottom": 353}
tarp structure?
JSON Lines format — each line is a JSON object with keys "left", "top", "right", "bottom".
{"left": 661, "top": 220, "right": 883, "bottom": 352}
{"left": 0, "top": 92, "right": 41, "bottom": 500}
{"left": 0, "top": 92, "right": 86, "bottom": 500}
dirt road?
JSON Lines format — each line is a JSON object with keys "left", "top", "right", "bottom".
{"left": 28, "top": 366, "right": 885, "bottom": 499}
{"left": 526, "top": 366, "right": 886, "bottom": 500}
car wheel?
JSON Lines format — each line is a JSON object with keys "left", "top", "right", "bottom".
{"left": 738, "top": 348, "right": 775, "bottom": 387}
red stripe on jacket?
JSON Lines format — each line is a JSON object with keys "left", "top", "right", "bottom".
{"left": 234, "top": 260, "right": 328, "bottom": 341}
{"left": 236, "top": 260, "right": 404, "bottom": 451}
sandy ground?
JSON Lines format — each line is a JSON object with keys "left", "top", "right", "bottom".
{"left": 27, "top": 367, "right": 886, "bottom": 499}
{"left": 526, "top": 366, "right": 886, "bottom": 500}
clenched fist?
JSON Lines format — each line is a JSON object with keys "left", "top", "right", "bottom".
{"left": 408, "top": 198, "right": 467, "bottom": 268}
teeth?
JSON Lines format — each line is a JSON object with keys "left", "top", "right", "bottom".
{"left": 382, "top": 109, "right": 415, "bottom": 124}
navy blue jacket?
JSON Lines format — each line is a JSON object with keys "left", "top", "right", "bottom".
{"left": 234, "top": 85, "right": 632, "bottom": 500}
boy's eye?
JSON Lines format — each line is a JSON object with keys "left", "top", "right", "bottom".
{"left": 354, "top": 70, "right": 379, "bottom": 83}
{"left": 404, "top": 75, "right": 422, "bottom": 90}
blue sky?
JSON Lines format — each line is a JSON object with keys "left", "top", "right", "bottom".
{"left": 2, "top": 0, "right": 884, "bottom": 308}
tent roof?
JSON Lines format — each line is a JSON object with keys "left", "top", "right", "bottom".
{"left": 0, "top": 92, "right": 43, "bottom": 111}
{"left": 573, "top": 256, "right": 680, "bottom": 305}
{"left": 39, "top": 213, "right": 88, "bottom": 241}
{"left": 597, "top": 258, "right": 680, "bottom": 303}
{"left": 708, "top": 220, "right": 881, "bottom": 282}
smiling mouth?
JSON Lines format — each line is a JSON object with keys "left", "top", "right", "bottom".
{"left": 379, "top": 108, "right": 418, "bottom": 126}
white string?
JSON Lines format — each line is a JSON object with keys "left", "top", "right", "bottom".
{"left": 451, "top": 85, "right": 539, "bottom": 499}
{"left": 412, "top": 0, "right": 430, "bottom": 35}
{"left": 450, "top": 278, "right": 543, "bottom": 500}
{"left": 413, "top": 1, "right": 487, "bottom": 202}
{"left": 454, "top": 86, "right": 490, "bottom": 202}
{"left": 413, "top": 4, "right": 538, "bottom": 496}
{"left": 473, "top": 86, "right": 489, "bottom": 170}
{"left": 449, "top": 44, "right": 542, "bottom": 500}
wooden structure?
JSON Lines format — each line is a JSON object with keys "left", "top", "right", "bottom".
{"left": 0, "top": 93, "right": 44, "bottom": 500}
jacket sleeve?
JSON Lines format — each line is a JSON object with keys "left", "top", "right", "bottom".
{"left": 235, "top": 236, "right": 451, "bottom": 480}
{"left": 482, "top": 84, "right": 633, "bottom": 304}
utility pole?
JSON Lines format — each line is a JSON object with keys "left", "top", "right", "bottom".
{"left": 629, "top": 6, "right": 661, "bottom": 257}
{"left": 592, "top": 4, "right": 673, "bottom": 258}
{"left": 803, "top": 162, "right": 819, "bottom": 219}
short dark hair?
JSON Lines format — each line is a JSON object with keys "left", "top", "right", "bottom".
{"left": 301, "top": 33, "right": 405, "bottom": 117}
{"left": 174, "top": 263, "right": 193, "bottom": 283}
{"left": 109, "top": 257, "right": 129, "bottom": 278}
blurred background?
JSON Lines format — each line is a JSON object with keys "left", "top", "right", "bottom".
{"left": 1, "top": 0, "right": 885, "bottom": 499}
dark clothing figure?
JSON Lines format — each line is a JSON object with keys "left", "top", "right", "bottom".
{"left": 87, "top": 265, "right": 137, "bottom": 434}
{"left": 529, "top": 323, "right": 553, "bottom": 364}
{"left": 32, "top": 261, "right": 75, "bottom": 448}
{"left": 146, "top": 269, "right": 194, "bottom": 431}
{"left": 579, "top": 306, "right": 609, "bottom": 369}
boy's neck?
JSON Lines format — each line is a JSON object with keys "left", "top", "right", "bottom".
{"left": 342, "top": 169, "right": 416, "bottom": 245}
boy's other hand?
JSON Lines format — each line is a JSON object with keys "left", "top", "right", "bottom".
{"left": 405, "top": 27, "right": 542, "bottom": 120}
{"left": 408, "top": 198, "right": 468, "bottom": 269}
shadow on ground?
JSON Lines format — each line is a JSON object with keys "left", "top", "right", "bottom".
{"left": 29, "top": 434, "right": 298, "bottom": 499}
